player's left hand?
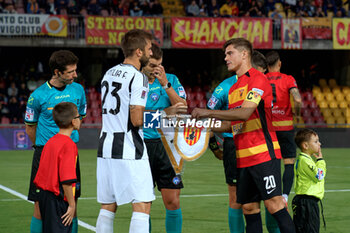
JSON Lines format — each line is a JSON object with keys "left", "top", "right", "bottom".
{"left": 191, "top": 108, "right": 210, "bottom": 119}
{"left": 61, "top": 205, "right": 75, "bottom": 226}
{"left": 153, "top": 65, "right": 168, "bottom": 86}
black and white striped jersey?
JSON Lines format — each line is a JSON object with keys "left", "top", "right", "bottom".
{"left": 97, "top": 63, "right": 149, "bottom": 160}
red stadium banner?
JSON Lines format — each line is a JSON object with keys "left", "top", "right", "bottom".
{"left": 0, "top": 14, "right": 68, "bottom": 37}
{"left": 281, "top": 18, "right": 302, "bottom": 49}
{"left": 302, "top": 17, "right": 332, "bottom": 39}
{"left": 171, "top": 17, "right": 272, "bottom": 49}
{"left": 333, "top": 18, "right": 350, "bottom": 49}
{"left": 85, "top": 16, "right": 163, "bottom": 46}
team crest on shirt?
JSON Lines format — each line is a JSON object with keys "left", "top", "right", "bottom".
{"left": 25, "top": 107, "right": 34, "bottom": 121}
{"left": 172, "top": 176, "right": 181, "bottom": 185}
{"left": 150, "top": 92, "right": 159, "bottom": 101}
{"left": 178, "top": 86, "right": 186, "bottom": 98}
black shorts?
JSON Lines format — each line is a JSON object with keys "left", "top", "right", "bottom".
{"left": 28, "top": 147, "right": 81, "bottom": 202}
{"left": 223, "top": 137, "right": 238, "bottom": 185}
{"left": 145, "top": 139, "right": 183, "bottom": 191}
{"left": 276, "top": 130, "right": 296, "bottom": 159}
{"left": 38, "top": 190, "right": 72, "bottom": 233}
{"left": 292, "top": 195, "right": 320, "bottom": 233}
{"left": 236, "top": 159, "right": 282, "bottom": 204}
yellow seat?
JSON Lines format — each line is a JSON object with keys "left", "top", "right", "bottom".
{"left": 313, "top": 86, "right": 321, "bottom": 92}
{"left": 333, "top": 109, "right": 343, "bottom": 118}
{"left": 335, "top": 92, "right": 344, "bottom": 101}
{"left": 315, "top": 92, "right": 324, "bottom": 102}
{"left": 329, "top": 79, "right": 337, "bottom": 88}
{"left": 333, "top": 87, "right": 341, "bottom": 95}
{"left": 339, "top": 100, "right": 348, "bottom": 109}
{"left": 342, "top": 86, "right": 350, "bottom": 95}
{"left": 322, "top": 87, "right": 331, "bottom": 93}
{"left": 346, "top": 94, "right": 350, "bottom": 102}
{"left": 325, "top": 93, "right": 334, "bottom": 101}
{"left": 321, "top": 109, "right": 332, "bottom": 118}
{"left": 319, "top": 79, "right": 327, "bottom": 87}
{"left": 318, "top": 100, "right": 328, "bottom": 109}
{"left": 326, "top": 116, "right": 335, "bottom": 128}
{"left": 329, "top": 101, "right": 338, "bottom": 109}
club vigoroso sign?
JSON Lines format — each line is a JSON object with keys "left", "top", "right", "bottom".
{"left": 171, "top": 17, "right": 273, "bottom": 49}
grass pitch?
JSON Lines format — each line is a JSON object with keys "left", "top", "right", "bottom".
{"left": 0, "top": 148, "right": 349, "bottom": 232}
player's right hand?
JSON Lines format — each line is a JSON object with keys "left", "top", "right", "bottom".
{"left": 61, "top": 205, "right": 75, "bottom": 226}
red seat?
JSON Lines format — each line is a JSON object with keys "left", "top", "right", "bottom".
{"left": 302, "top": 91, "right": 313, "bottom": 102}
{"left": 193, "top": 86, "right": 202, "bottom": 92}
{"left": 309, "top": 100, "right": 318, "bottom": 109}
{"left": 195, "top": 92, "right": 205, "bottom": 101}
{"left": 91, "top": 108, "right": 101, "bottom": 117}
{"left": 304, "top": 116, "right": 314, "bottom": 124}
{"left": 1, "top": 117, "right": 10, "bottom": 124}
{"left": 91, "top": 100, "right": 99, "bottom": 109}
{"left": 188, "top": 100, "right": 199, "bottom": 108}
{"left": 198, "top": 100, "right": 207, "bottom": 108}
{"left": 312, "top": 109, "right": 322, "bottom": 118}
{"left": 187, "top": 92, "right": 195, "bottom": 101}
{"left": 94, "top": 116, "right": 102, "bottom": 124}
{"left": 301, "top": 108, "right": 311, "bottom": 117}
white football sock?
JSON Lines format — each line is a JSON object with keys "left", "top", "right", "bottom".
{"left": 96, "top": 209, "right": 115, "bottom": 233}
{"left": 129, "top": 212, "right": 149, "bottom": 233}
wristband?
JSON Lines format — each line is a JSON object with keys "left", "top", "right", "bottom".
{"left": 209, "top": 136, "right": 219, "bottom": 151}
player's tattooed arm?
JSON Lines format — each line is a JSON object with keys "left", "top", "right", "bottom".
{"left": 290, "top": 88, "right": 302, "bottom": 117}
{"left": 130, "top": 105, "right": 145, "bottom": 127}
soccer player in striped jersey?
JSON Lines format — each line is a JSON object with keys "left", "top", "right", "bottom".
{"left": 25, "top": 50, "right": 86, "bottom": 233}
{"left": 95, "top": 29, "right": 155, "bottom": 233}
{"left": 192, "top": 38, "right": 295, "bottom": 233}
{"left": 265, "top": 51, "right": 302, "bottom": 208}
{"left": 142, "top": 43, "right": 187, "bottom": 233}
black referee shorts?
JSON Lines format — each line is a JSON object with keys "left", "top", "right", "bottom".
{"left": 223, "top": 137, "right": 238, "bottom": 185}
{"left": 39, "top": 190, "right": 72, "bottom": 233}
{"left": 28, "top": 146, "right": 81, "bottom": 202}
{"left": 145, "top": 138, "right": 183, "bottom": 191}
{"left": 292, "top": 195, "right": 320, "bottom": 233}
{"left": 276, "top": 130, "right": 296, "bottom": 159}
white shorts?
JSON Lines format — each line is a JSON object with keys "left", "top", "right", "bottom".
{"left": 97, "top": 158, "right": 155, "bottom": 206}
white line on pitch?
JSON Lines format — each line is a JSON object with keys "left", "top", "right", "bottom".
{"left": 0, "top": 184, "right": 96, "bottom": 232}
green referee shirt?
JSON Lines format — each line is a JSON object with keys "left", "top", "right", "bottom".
{"left": 294, "top": 152, "right": 326, "bottom": 200}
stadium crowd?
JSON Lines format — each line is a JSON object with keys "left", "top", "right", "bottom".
{"left": 0, "top": 0, "right": 349, "bottom": 18}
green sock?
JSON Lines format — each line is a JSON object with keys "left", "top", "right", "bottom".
{"left": 72, "top": 217, "right": 78, "bottom": 233}
{"left": 149, "top": 216, "right": 152, "bottom": 232}
{"left": 165, "top": 208, "right": 182, "bottom": 233}
{"left": 228, "top": 207, "right": 244, "bottom": 233}
{"left": 265, "top": 207, "right": 281, "bottom": 233}
{"left": 30, "top": 216, "right": 42, "bottom": 233}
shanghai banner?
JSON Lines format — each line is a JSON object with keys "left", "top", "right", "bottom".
{"left": 171, "top": 17, "right": 272, "bottom": 49}
{"left": 281, "top": 18, "right": 302, "bottom": 49}
{"left": 0, "top": 14, "right": 68, "bottom": 37}
{"left": 302, "top": 17, "right": 331, "bottom": 39}
{"left": 333, "top": 18, "right": 350, "bottom": 49}
{"left": 85, "top": 16, "right": 163, "bottom": 46}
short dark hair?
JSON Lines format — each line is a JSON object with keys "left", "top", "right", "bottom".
{"left": 223, "top": 38, "right": 252, "bottom": 58}
{"left": 151, "top": 43, "right": 163, "bottom": 60}
{"left": 121, "top": 29, "right": 153, "bottom": 58}
{"left": 265, "top": 51, "right": 280, "bottom": 67}
{"left": 53, "top": 102, "right": 78, "bottom": 129}
{"left": 295, "top": 128, "right": 318, "bottom": 149}
{"left": 251, "top": 50, "right": 267, "bottom": 71}
{"left": 49, "top": 50, "right": 79, "bottom": 74}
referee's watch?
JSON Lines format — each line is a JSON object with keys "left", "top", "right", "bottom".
{"left": 163, "top": 82, "right": 171, "bottom": 90}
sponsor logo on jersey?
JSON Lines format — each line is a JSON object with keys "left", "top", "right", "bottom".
{"left": 150, "top": 92, "right": 159, "bottom": 101}
{"left": 141, "top": 90, "right": 147, "bottom": 99}
{"left": 252, "top": 88, "right": 264, "bottom": 96}
{"left": 208, "top": 95, "right": 219, "bottom": 109}
{"left": 316, "top": 168, "right": 325, "bottom": 180}
{"left": 28, "top": 96, "right": 34, "bottom": 105}
{"left": 25, "top": 107, "right": 34, "bottom": 121}
{"left": 178, "top": 86, "right": 186, "bottom": 98}
{"left": 215, "top": 86, "right": 223, "bottom": 94}
{"left": 143, "top": 110, "right": 161, "bottom": 129}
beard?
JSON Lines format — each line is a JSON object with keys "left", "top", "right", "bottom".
{"left": 140, "top": 54, "right": 150, "bottom": 68}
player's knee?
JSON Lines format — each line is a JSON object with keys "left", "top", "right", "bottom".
{"left": 264, "top": 196, "right": 285, "bottom": 214}
{"left": 164, "top": 199, "right": 180, "bottom": 210}
{"left": 242, "top": 203, "right": 260, "bottom": 215}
